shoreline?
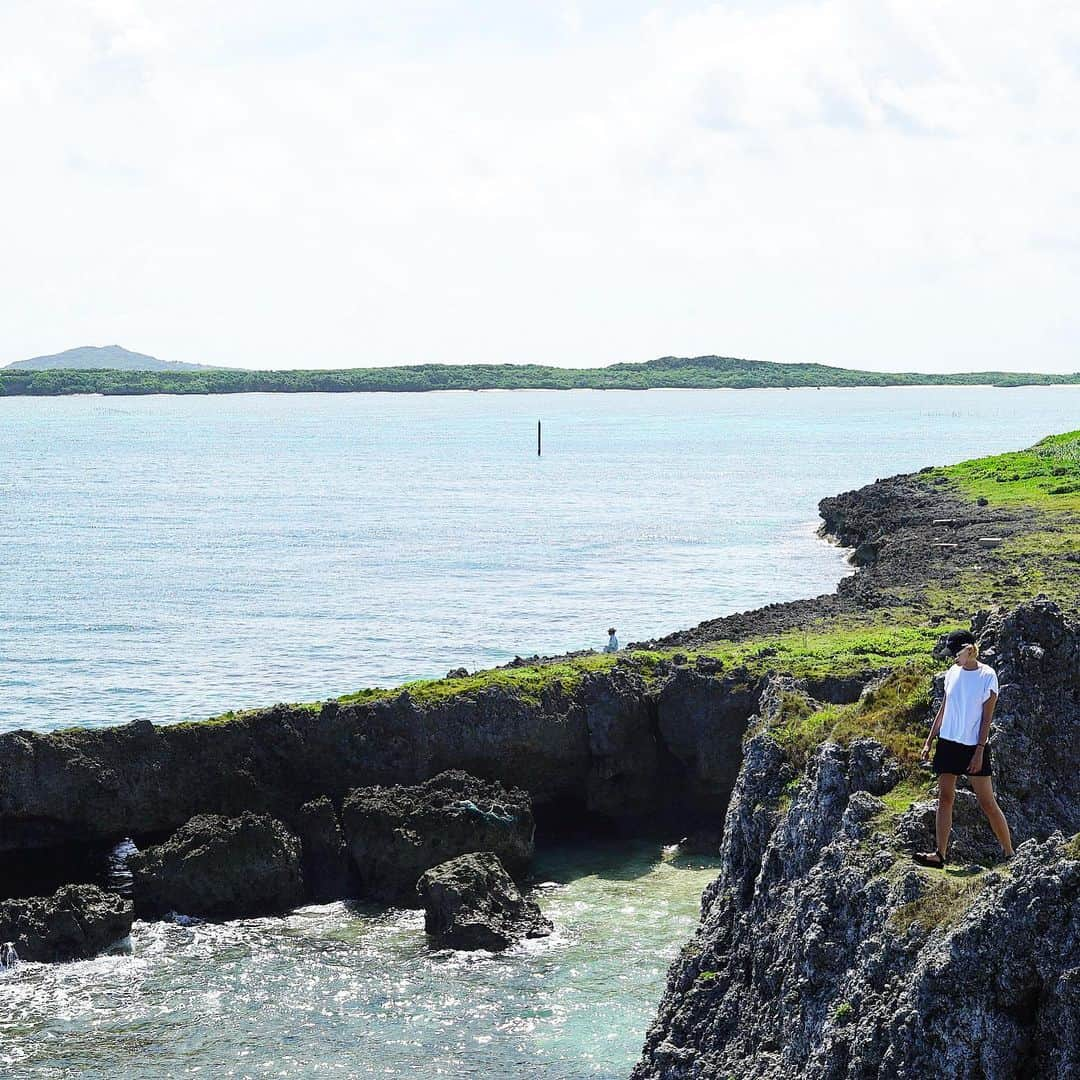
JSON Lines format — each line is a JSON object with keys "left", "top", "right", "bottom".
{"left": 6, "top": 382, "right": 1080, "bottom": 402}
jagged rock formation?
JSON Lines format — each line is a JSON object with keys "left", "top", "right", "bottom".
{"left": 0, "top": 769, "right": 552, "bottom": 951}
{"left": 341, "top": 771, "right": 535, "bottom": 902}
{"left": 0, "top": 884, "right": 132, "bottom": 963}
{"left": 128, "top": 813, "right": 305, "bottom": 919}
{"left": 580, "top": 668, "right": 661, "bottom": 818}
{"left": 0, "top": 664, "right": 764, "bottom": 875}
{"left": 634, "top": 600, "right": 1080, "bottom": 1079}
{"left": 417, "top": 851, "right": 553, "bottom": 950}
{"left": 656, "top": 670, "right": 763, "bottom": 819}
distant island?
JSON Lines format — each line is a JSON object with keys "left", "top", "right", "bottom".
{"left": 5, "top": 345, "right": 216, "bottom": 373}
{"left": 2, "top": 351, "right": 1078, "bottom": 396}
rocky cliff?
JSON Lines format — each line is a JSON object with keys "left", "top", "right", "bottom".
{"left": 0, "top": 666, "right": 763, "bottom": 867}
{"left": 633, "top": 600, "right": 1080, "bottom": 1079}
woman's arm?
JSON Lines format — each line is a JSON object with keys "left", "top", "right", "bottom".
{"left": 967, "top": 691, "right": 998, "bottom": 771}
{"left": 922, "top": 696, "right": 946, "bottom": 759}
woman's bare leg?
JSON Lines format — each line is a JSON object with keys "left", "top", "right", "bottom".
{"left": 970, "top": 775, "right": 1015, "bottom": 857}
{"left": 936, "top": 773, "right": 957, "bottom": 858}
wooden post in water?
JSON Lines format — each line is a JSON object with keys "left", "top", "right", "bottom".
{"left": 537, "top": 420, "right": 542, "bottom": 456}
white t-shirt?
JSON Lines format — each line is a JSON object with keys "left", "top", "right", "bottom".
{"left": 940, "top": 662, "right": 999, "bottom": 746}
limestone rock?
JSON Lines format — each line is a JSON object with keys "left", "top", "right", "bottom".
{"left": 635, "top": 601, "right": 1080, "bottom": 1079}
{"left": 129, "top": 813, "right": 304, "bottom": 919}
{"left": 341, "top": 771, "right": 534, "bottom": 903}
{"left": 656, "top": 669, "right": 761, "bottom": 820}
{"left": 417, "top": 851, "right": 553, "bottom": 950}
{"left": 0, "top": 884, "right": 132, "bottom": 963}
{"left": 580, "top": 668, "right": 660, "bottom": 818}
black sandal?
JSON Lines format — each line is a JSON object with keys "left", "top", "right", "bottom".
{"left": 913, "top": 849, "right": 947, "bottom": 869}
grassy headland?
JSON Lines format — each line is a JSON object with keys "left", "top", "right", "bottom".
{"left": 927, "top": 429, "right": 1080, "bottom": 508}
{"left": 3, "top": 354, "right": 1079, "bottom": 396}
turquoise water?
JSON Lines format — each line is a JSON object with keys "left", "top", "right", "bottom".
{"left": 0, "top": 842, "right": 719, "bottom": 1079}
{"left": 3, "top": 386, "right": 1079, "bottom": 734}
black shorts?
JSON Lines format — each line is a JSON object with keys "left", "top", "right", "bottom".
{"left": 933, "top": 737, "right": 992, "bottom": 777}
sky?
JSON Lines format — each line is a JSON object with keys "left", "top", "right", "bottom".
{"left": 2, "top": 1, "right": 1079, "bottom": 373}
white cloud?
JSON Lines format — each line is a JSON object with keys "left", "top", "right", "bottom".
{"left": 1, "top": 0, "right": 1078, "bottom": 371}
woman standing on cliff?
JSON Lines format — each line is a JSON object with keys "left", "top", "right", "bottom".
{"left": 914, "top": 630, "right": 1015, "bottom": 868}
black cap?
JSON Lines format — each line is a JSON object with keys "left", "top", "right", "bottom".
{"left": 945, "top": 629, "right": 976, "bottom": 657}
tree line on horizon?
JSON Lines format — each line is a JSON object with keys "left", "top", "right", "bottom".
{"left": 2, "top": 356, "right": 1078, "bottom": 396}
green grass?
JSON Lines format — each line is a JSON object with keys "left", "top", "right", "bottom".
{"left": 909, "top": 431, "right": 1079, "bottom": 615}
{"left": 993, "top": 529, "right": 1080, "bottom": 596}
{"left": 876, "top": 776, "right": 933, "bottom": 823}
{"left": 889, "top": 866, "right": 987, "bottom": 933}
{"left": 929, "top": 430, "right": 1080, "bottom": 510}
{"left": 915, "top": 525, "right": 1078, "bottom": 619}
{"left": 763, "top": 662, "right": 935, "bottom": 771}
{"left": 334, "top": 621, "right": 939, "bottom": 721}
{"left": 832, "top": 1002, "right": 854, "bottom": 1024}
{"left": 692, "top": 623, "right": 940, "bottom": 680}
{"left": 338, "top": 653, "right": 618, "bottom": 708}
{"left": 165, "top": 616, "right": 940, "bottom": 732}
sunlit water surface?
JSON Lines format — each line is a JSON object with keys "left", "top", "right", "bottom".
{"left": 0, "top": 843, "right": 718, "bottom": 1079}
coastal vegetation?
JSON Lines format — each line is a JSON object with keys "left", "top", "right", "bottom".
{"left": 763, "top": 663, "right": 936, "bottom": 772}
{"left": 194, "top": 623, "right": 944, "bottom": 729}
{"left": 888, "top": 866, "right": 987, "bottom": 933}
{"left": 928, "top": 429, "right": 1080, "bottom": 508}
{"left": 3, "top": 354, "right": 1079, "bottom": 396}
